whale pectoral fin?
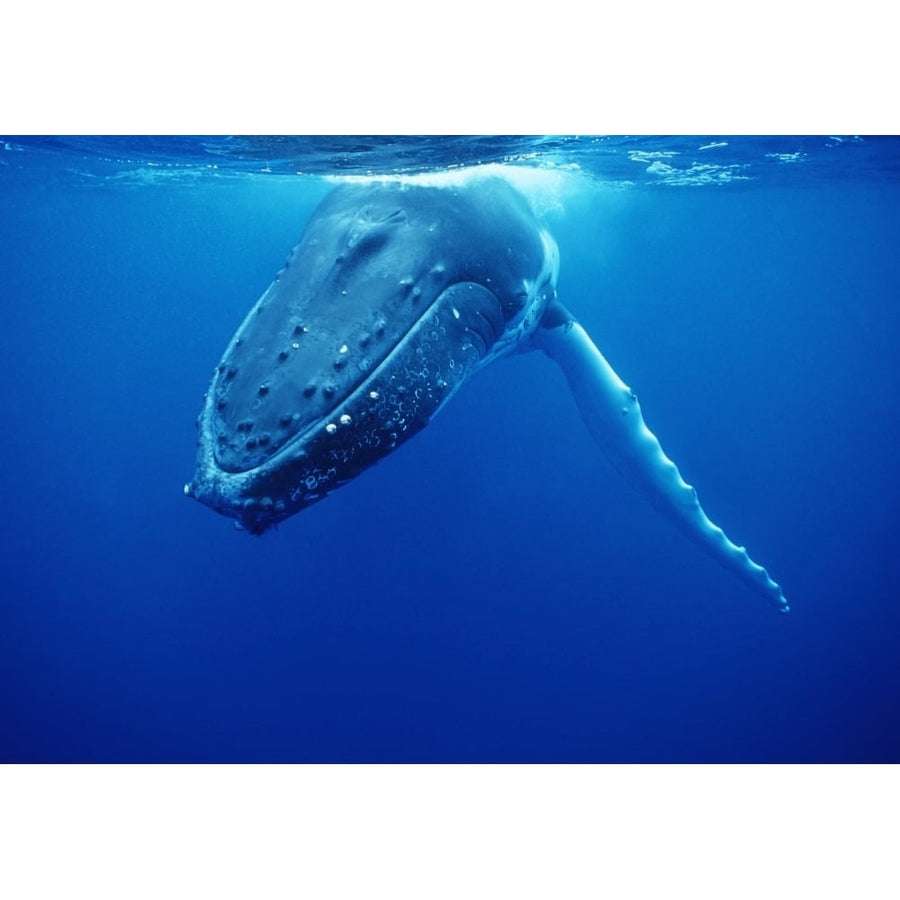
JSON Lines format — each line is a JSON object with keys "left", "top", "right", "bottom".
{"left": 535, "top": 301, "right": 788, "bottom": 613}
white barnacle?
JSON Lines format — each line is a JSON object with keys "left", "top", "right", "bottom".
{"left": 369, "top": 390, "right": 380, "bottom": 400}
{"left": 451, "top": 307, "right": 460, "bottom": 319}
{"left": 325, "top": 422, "right": 338, "bottom": 434}
{"left": 292, "top": 342, "right": 300, "bottom": 350}
{"left": 339, "top": 344, "right": 348, "bottom": 354}
{"left": 340, "top": 414, "right": 352, "bottom": 426}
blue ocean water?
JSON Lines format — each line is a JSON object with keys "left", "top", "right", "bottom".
{"left": 1, "top": 135, "right": 898, "bottom": 762}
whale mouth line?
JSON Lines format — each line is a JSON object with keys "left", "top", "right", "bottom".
{"left": 214, "top": 277, "right": 486, "bottom": 480}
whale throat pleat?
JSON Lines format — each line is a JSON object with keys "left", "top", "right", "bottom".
{"left": 537, "top": 302, "right": 789, "bottom": 613}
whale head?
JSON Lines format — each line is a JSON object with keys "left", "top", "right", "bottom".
{"left": 186, "top": 177, "right": 559, "bottom": 533}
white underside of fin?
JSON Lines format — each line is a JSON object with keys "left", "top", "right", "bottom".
{"left": 536, "top": 305, "right": 789, "bottom": 613}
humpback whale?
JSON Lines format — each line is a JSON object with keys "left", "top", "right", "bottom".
{"left": 185, "top": 174, "right": 789, "bottom": 613}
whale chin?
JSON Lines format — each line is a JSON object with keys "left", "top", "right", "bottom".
{"left": 186, "top": 279, "right": 512, "bottom": 534}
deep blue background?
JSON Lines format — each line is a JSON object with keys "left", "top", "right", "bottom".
{"left": 1, "top": 145, "right": 898, "bottom": 761}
